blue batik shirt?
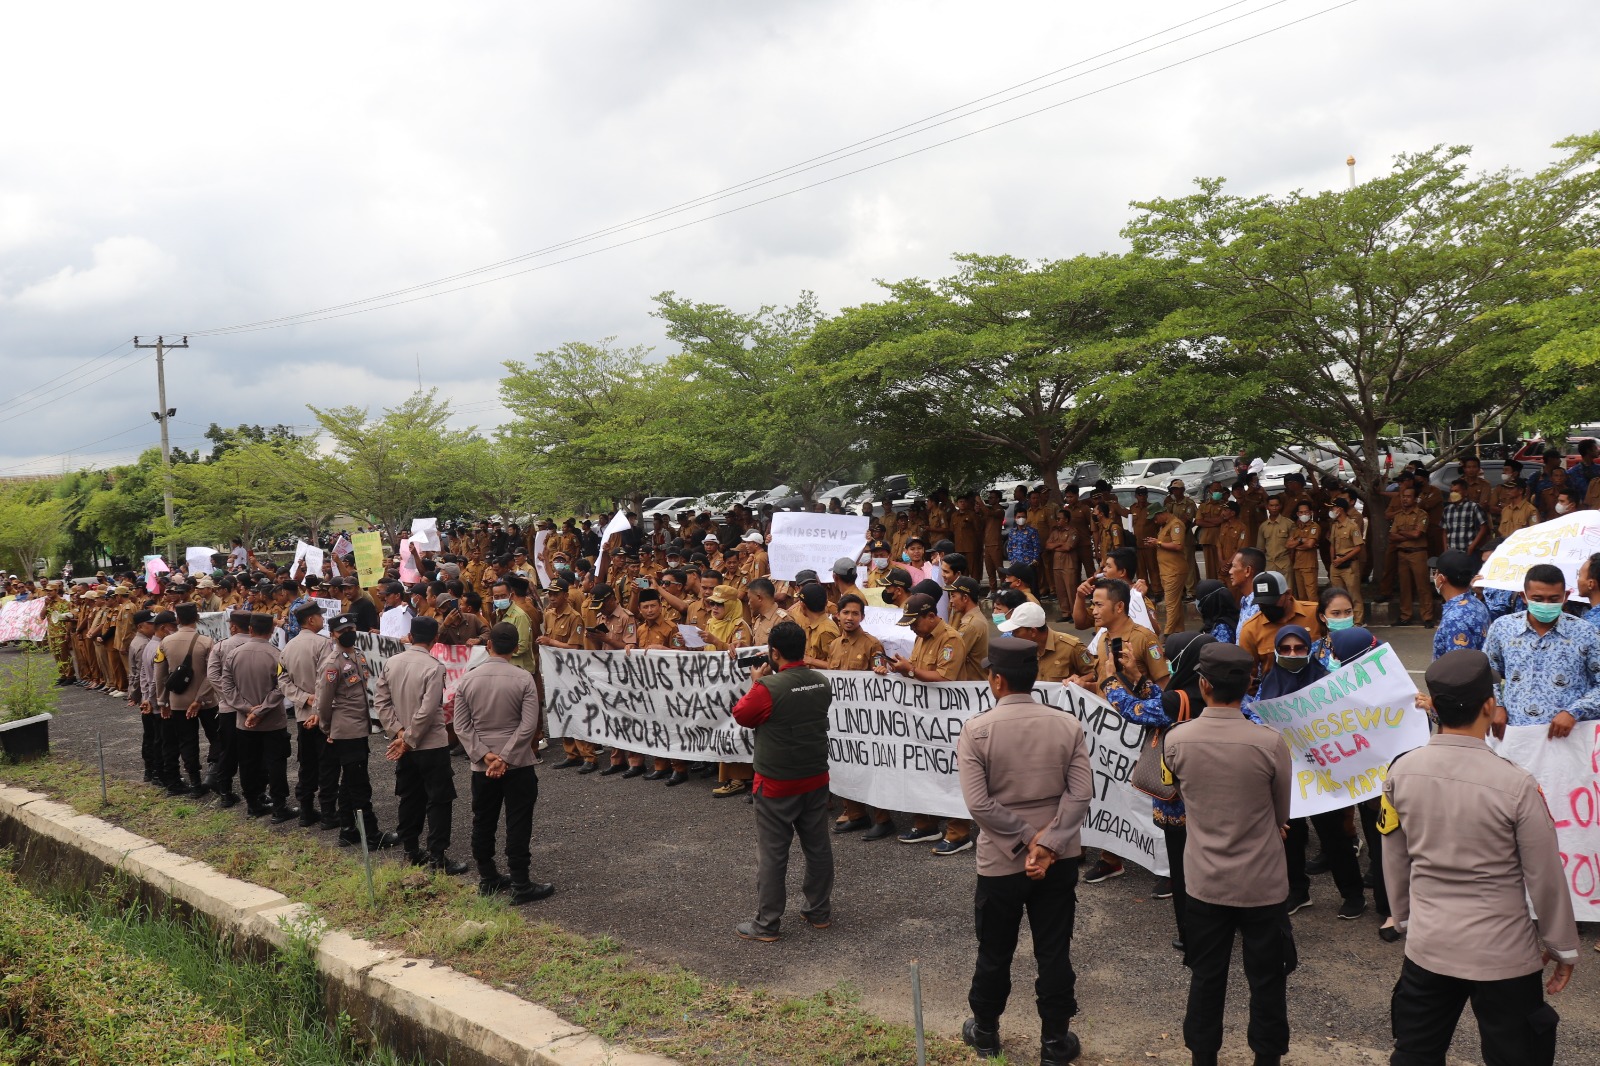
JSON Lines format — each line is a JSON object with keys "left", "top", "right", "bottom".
{"left": 1238, "top": 592, "right": 1260, "bottom": 629}
{"left": 1434, "top": 592, "right": 1490, "bottom": 661}
{"left": 1482, "top": 587, "right": 1524, "bottom": 622}
{"left": 1483, "top": 611, "right": 1600, "bottom": 726}
{"left": 1004, "top": 524, "right": 1041, "bottom": 565}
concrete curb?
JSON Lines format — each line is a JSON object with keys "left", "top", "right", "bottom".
{"left": 0, "top": 784, "right": 677, "bottom": 1066}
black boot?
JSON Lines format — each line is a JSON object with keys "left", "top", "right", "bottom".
{"left": 478, "top": 866, "right": 512, "bottom": 897}
{"left": 269, "top": 804, "right": 300, "bottom": 824}
{"left": 509, "top": 880, "right": 555, "bottom": 905}
{"left": 1040, "top": 1031, "right": 1081, "bottom": 1065}
{"left": 665, "top": 770, "right": 689, "bottom": 786}
{"left": 214, "top": 792, "right": 240, "bottom": 808}
{"left": 376, "top": 831, "right": 407, "bottom": 851}
{"left": 429, "top": 854, "right": 470, "bottom": 876}
{"left": 961, "top": 1018, "right": 1001, "bottom": 1059}
{"left": 297, "top": 807, "right": 321, "bottom": 827}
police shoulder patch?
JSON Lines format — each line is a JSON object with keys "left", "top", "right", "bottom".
{"left": 1376, "top": 794, "right": 1401, "bottom": 836}
{"left": 153, "top": 648, "right": 165, "bottom": 663}
{"left": 324, "top": 667, "right": 338, "bottom": 682}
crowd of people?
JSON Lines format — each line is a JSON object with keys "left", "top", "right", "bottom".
{"left": 4, "top": 453, "right": 1600, "bottom": 1065}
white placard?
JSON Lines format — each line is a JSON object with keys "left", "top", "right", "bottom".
{"left": 541, "top": 648, "right": 1168, "bottom": 875}
{"left": 186, "top": 546, "right": 216, "bottom": 575}
{"left": 860, "top": 605, "right": 916, "bottom": 661}
{"left": 532, "top": 529, "right": 552, "bottom": 588}
{"left": 410, "top": 518, "right": 441, "bottom": 553}
{"left": 601, "top": 510, "right": 631, "bottom": 547}
{"left": 1494, "top": 722, "right": 1600, "bottom": 922}
{"left": 1249, "top": 644, "right": 1428, "bottom": 817}
{"left": 768, "top": 512, "right": 870, "bottom": 582}
{"left": 292, "top": 540, "right": 325, "bottom": 578}
{"left": 1478, "top": 513, "right": 1600, "bottom": 600}
{"left": 676, "top": 623, "right": 706, "bottom": 649}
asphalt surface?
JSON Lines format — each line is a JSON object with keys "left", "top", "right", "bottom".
{"left": 11, "top": 623, "right": 1600, "bottom": 1066}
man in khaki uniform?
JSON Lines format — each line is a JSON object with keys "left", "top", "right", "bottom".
{"left": 889, "top": 593, "right": 972, "bottom": 854}
{"left": 1165, "top": 480, "right": 1200, "bottom": 595}
{"left": 1255, "top": 495, "right": 1293, "bottom": 579}
{"left": 1194, "top": 482, "right": 1229, "bottom": 580}
{"left": 1062, "top": 488, "right": 1094, "bottom": 593}
{"left": 1326, "top": 497, "right": 1366, "bottom": 625}
{"left": 1129, "top": 487, "right": 1161, "bottom": 597}
{"left": 1214, "top": 501, "right": 1247, "bottom": 572}
{"left": 998, "top": 602, "right": 1093, "bottom": 682}
{"left": 454, "top": 622, "right": 552, "bottom": 904}
{"left": 1382, "top": 650, "right": 1578, "bottom": 1065}
{"left": 1287, "top": 499, "right": 1322, "bottom": 603}
{"left": 1150, "top": 506, "right": 1191, "bottom": 635}
{"left": 981, "top": 490, "right": 1007, "bottom": 591}
{"left": 956, "top": 636, "right": 1094, "bottom": 1066}
{"left": 278, "top": 601, "right": 333, "bottom": 827}
{"left": 1390, "top": 487, "right": 1432, "bottom": 626}
{"left": 153, "top": 602, "right": 218, "bottom": 798}
{"left": 1496, "top": 478, "right": 1539, "bottom": 540}
{"left": 826, "top": 593, "right": 895, "bottom": 838}
{"left": 946, "top": 577, "right": 990, "bottom": 681}
{"left": 635, "top": 589, "right": 692, "bottom": 783}
{"left": 539, "top": 579, "right": 597, "bottom": 771}
{"left": 951, "top": 493, "right": 983, "bottom": 563}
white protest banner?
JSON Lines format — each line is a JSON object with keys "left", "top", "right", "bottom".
{"left": 1479, "top": 513, "right": 1600, "bottom": 600}
{"left": 600, "top": 510, "right": 631, "bottom": 548}
{"left": 292, "top": 540, "right": 325, "bottom": 578}
{"left": 540, "top": 649, "right": 1168, "bottom": 875}
{"left": 186, "top": 546, "right": 217, "bottom": 576}
{"left": 860, "top": 606, "right": 915, "bottom": 661}
{"left": 1248, "top": 644, "right": 1427, "bottom": 818}
{"left": 767, "top": 512, "right": 870, "bottom": 582}
{"left": 429, "top": 642, "right": 488, "bottom": 716}
{"left": 410, "top": 518, "right": 441, "bottom": 553}
{"left": 1493, "top": 722, "right": 1600, "bottom": 922}
{"left": 0, "top": 599, "right": 48, "bottom": 642}
{"left": 532, "top": 529, "right": 552, "bottom": 587}
{"left": 332, "top": 533, "right": 352, "bottom": 558}
{"left": 315, "top": 597, "right": 342, "bottom": 616}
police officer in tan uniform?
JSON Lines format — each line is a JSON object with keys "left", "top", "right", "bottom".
{"left": 153, "top": 602, "right": 218, "bottom": 798}
{"left": 278, "top": 601, "right": 333, "bottom": 827}
{"left": 1382, "top": 650, "right": 1578, "bottom": 1065}
{"left": 1389, "top": 486, "right": 1432, "bottom": 626}
{"left": 218, "top": 613, "right": 297, "bottom": 821}
{"left": 315, "top": 612, "right": 382, "bottom": 846}
{"left": 890, "top": 593, "right": 972, "bottom": 854}
{"left": 1326, "top": 497, "right": 1365, "bottom": 625}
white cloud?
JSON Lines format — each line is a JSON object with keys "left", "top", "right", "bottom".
{"left": 10, "top": 236, "right": 176, "bottom": 311}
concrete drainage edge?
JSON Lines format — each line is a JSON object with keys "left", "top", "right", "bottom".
{"left": 0, "top": 783, "right": 677, "bottom": 1066}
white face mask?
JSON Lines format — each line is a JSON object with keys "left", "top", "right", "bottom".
{"left": 1297, "top": 514, "right": 1311, "bottom": 523}
{"left": 1556, "top": 502, "right": 1573, "bottom": 515}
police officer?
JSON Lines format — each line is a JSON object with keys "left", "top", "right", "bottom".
{"left": 278, "top": 601, "right": 333, "bottom": 827}
{"left": 375, "top": 615, "right": 468, "bottom": 874}
{"left": 454, "top": 622, "right": 553, "bottom": 904}
{"left": 1382, "top": 650, "right": 1578, "bottom": 1065}
{"left": 1326, "top": 497, "right": 1365, "bottom": 625}
{"left": 1161, "top": 642, "right": 1294, "bottom": 1066}
{"left": 126, "top": 610, "right": 158, "bottom": 783}
{"left": 316, "top": 613, "right": 382, "bottom": 846}
{"left": 219, "top": 613, "right": 298, "bottom": 821}
{"left": 153, "top": 602, "right": 218, "bottom": 798}
{"left": 204, "top": 610, "right": 252, "bottom": 807}
{"left": 956, "top": 636, "right": 1092, "bottom": 1066}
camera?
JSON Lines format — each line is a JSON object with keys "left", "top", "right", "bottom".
{"left": 735, "top": 649, "right": 769, "bottom": 670}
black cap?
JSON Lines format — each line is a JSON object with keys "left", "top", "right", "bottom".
{"left": 1134, "top": 485, "right": 1148, "bottom": 495}
{"left": 794, "top": 568, "right": 820, "bottom": 584}
{"left": 548, "top": 577, "right": 572, "bottom": 594}
{"left": 1002, "top": 561, "right": 1035, "bottom": 585}
{"left": 869, "top": 540, "right": 891, "bottom": 554}
{"left": 293, "top": 601, "right": 323, "bottom": 623}
{"left": 1252, "top": 571, "right": 1289, "bottom": 606}
{"left": 132, "top": 609, "right": 154, "bottom": 624}
{"left": 947, "top": 576, "right": 983, "bottom": 599}
{"left": 1426, "top": 649, "right": 1495, "bottom": 717}
{"left": 1432, "top": 548, "right": 1478, "bottom": 585}
{"left": 896, "top": 593, "right": 939, "bottom": 624}
{"left": 911, "top": 578, "right": 944, "bottom": 601}
{"left": 589, "top": 583, "right": 615, "bottom": 606}
{"left": 988, "top": 635, "right": 1039, "bottom": 671}
{"left": 382, "top": 581, "right": 406, "bottom": 597}
{"left": 904, "top": 535, "right": 926, "bottom": 548}
{"left": 800, "top": 583, "right": 828, "bottom": 612}
{"left": 152, "top": 610, "right": 177, "bottom": 626}
{"left": 884, "top": 567, "right": 914, "bottom": 590}
{"left": 1197, "top": 642, "right": 1254, "bottom": 686}
{"left": 931, "top": 539, "right": 956, "bottom": 555}
{"left": 328, "top": 613, "right": 357, "bottom": 632}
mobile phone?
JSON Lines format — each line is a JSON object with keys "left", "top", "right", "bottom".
{"left": 1109, "top": 637, "right": 1124, "bottom": 660}
{"left": 635, "top": 578, "right": 650, "bottom": 589}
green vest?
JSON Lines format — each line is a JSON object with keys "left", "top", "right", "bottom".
{"left": 751, "top": 666, "right": 832, "bottom": 781}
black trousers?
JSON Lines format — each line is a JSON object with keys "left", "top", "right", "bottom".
{"left": 394, "top": 746, "right": 456, "bottom": 856}
{"left": 1286, "top": 811, "right": 1364, "bottom": 904}
{"left": 968, "top": 858, "right": 1079, "bottom": 1037}
{"left": 210, "top": 713, "right": 239, "bottom": 794}
{"left": 236, "top": 728, "right": 291, "bottom": 808}
{"left": 159, "top": 711, "right": 202, "bottom": 785}
{"left": 1390, "top": 958, "right": 1557, "bottom": 1066}
{"left": 323, "top": 737, "right": 376, "bottom": 833}
{"left": 1359, "top": 799, "right": 1391, "bottom": 918}
{"left": 470, "top": 765, "right": 537, "bottom": 880}
{"left": 1162, "top": 824, "right": 1188, "bottom": 942}
{"left": 196, "top": 705, "right": 219, "bottom": 765}
{"left": 296, "top": 721, "right": 335, "bottom": 813}
{"left": 139, "top": 713, "right": 161, "bottom": 777}
{"left": 1183, "top": 897, "right": 1294, "bottom": 1059}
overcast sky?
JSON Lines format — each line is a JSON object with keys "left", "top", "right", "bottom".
{"left": 2, "top": 0, "right": 1596, "bottom": 477}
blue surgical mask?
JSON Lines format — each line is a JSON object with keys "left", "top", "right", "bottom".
{"left": 493, "top": 597, "right": 510, "bottom": 611}
{"left": 901, "top": 553, "right": 911, "bottom": 563}
{"left": 991, "top": 612, "right": 1006, "bottom": 625}
{"left": 1326, "top": 616, "right": 1355, "bottom": 632}
{"left": 872, "top": 558, "right": 888, "bottom": 570}
{"left": 1211, "top": 492, "right": 1223, "bottom": 501}
{"left": 1527, "top": 601, "right": 1564, "bottom": 624}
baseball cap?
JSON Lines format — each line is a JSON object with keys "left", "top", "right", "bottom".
{"left": 896, "top": 593, "right": 939, "bottom": 625}
{"left": 1252, "top": 571, "right": 1289, "bottom": 606}
{"left": 884, "top": 567, "right": 914, "bottom": 590}
{"left": 931, "top": 539, "right": 956, "bottom": 555}
{"left": 832, "top": 556, "right": 857, "bottom": 578}
{"left": 997, "top": 601, "right": 1047, "bottom": 632}
{"left": 794, "top": 569, "right": 820, "bottom": 585}
{"left": 741, "top": 530, "right": 765, "bottom": 544}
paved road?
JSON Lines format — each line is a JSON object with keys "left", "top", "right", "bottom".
{"left": 13, "top": 623, "right": 1599, "bottom": 1066}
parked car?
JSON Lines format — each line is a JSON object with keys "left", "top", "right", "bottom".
{"left": 1168, "top": 456, "right": 1238, "bottom": 496}
{"left": 1428, "top": 460, "right": 1510, "bottom": 493}
{"left": 641, "top": 496, "right": 698, "bottom": 527}
{"left": 1114, "top": 457, "right": 1181, "bottom": 487}
{"left": 1510, "top": 431, "right": 1600, "bottom": 467}
{"left": 1066, "top": 462, "right": 1104, "bottom": 488}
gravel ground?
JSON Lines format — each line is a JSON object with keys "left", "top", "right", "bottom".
{"left": 11, "top": 622, "right": 1598, "bottom": 1066}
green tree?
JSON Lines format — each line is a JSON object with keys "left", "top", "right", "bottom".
{"left": 806, "top": 254, "right": 1182, "bottom": 497}
{"left": 1124, "top": 134, "right": 1600, "bottom": 570}
{"left": 77, "top": 449, "right": 166, "bottom": 562}
{"left": 0, "top": 491, "right": 70, "bottom": 576}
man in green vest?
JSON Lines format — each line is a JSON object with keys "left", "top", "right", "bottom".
{"left": 731, "top": 619, "right": 834, "bottom": 942}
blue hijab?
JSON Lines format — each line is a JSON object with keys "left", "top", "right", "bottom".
{"left": 1330, "top": 626, "right": 1378, "bottom": 666}
{"left": 1256, "top": 624, "right": 1329, "bottom": 701}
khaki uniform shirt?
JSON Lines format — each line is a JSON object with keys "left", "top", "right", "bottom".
{"left": 1215, "top": 518, "right": 1247, "bottom": 565}
{"left": 207, "top": 632, "right": 250, "bottom": 711}
{"left": 635, "top": 615, "right": 685, "bottom": 650}
{"left": 1382, "top": 734, "right": 1579, "bottom": 980}
{"left": 1162, "top": 706, "right": 1292, "bottom": 907}
{"left": 1155, "top": 512, "right": 1189, "bottom": 576}
{"left": 1498, "top": 499, "right": 1538, "bottom": 539}
{"left": 1289, "top": 519, "right": 1322, "bottom": 565}
{"left": 910, "top": 620, "right": 965, "bottom": 681}
{"left": 1195, "top": 500, "right": 1228, "bottom": 545}
{"left": 278, "top": 629, "right": 331, "bottom": 721}
{"left": 154, "top": 628, "right": 217, "bottom": 711}
{"left": 747, "top": 605, "right": 789, "bottom": 647}
{"left": 957, "top": 693, "right": 1094, "bottom": 876}
{"left": 952, "top": 606, "right": 990, "bottom": 681}
{"left": 314, "top": 647, "right": 373, "bottom": 741}
{"left": 1390, "top": 506, "right": 1427, "bottom": 553}
{"left": 542, "top": 604, "right": 584, "bottom": 648}
{"left": 1329, "top": 516, "right": 1363, "bottom": 567}
{"left": 219, "top": 637, "right": 287, "bottom": 732}
{"left": 800, "top": 612, "right": 840, "bottom": 662}
{"left": 1167, "top": 496, "right": 1198, "bottom": 546}
{"left": 1038, "top": 629, "right": 1094, "bottom": 682}
{"left": 1094, "top": 622, "right": 1168, "bottom": 686}
{"left": 1256, "top": 515, "right": 1293, "bottom": 575}
{"left": 374, "top": 645, "right": 448, "bottom": 751}
{"left": 1459, "top": 476, "right": 1492, "bottom": 510}
{"left": 824, "top": 629, "right": 886, "bottom": 672}
{"left": 453, "top": 658, "right": 542, "bottom": 773}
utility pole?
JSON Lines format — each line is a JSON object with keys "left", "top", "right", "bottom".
{"left": 134, "top": 335, "right": 188, "bottom": 563}
{"left": 1347, "top": 155, "right": 1356, "bottom": 189}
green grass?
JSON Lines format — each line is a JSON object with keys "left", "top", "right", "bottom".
{"left": 0, "top": 757, "right": 981, "bottom": 1065}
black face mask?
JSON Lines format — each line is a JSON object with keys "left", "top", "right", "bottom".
{"left": 336, "top": 630, "right": 357, "bottom": 648}
{"left": 1261, "top": 602, "right": 1287, "bottom": 623}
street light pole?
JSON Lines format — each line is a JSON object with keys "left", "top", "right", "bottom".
{"left": 134, "top": 335, "right": 188, "bottom": 563}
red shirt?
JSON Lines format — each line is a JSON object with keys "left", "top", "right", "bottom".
{"left": 730, "top": 662, "right": 830, "bottom": 798}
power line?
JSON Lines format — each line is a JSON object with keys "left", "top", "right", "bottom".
{"left": 0, "top": 346, "right": 153, "bottom": 429}
{"left": 182, "top": 0, "right": 1326, "bottom": 338}
{"left": 185, "top": 0, "right": 1361, "bottom": 337}
{"left": 3, "top": 338, "right": 135, "bottom": 410}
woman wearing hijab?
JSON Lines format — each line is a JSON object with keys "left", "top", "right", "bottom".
{"left": 1248, "top": 625, "right": 1369, "bottom": 921}
{"left": 1326, "top": 626, "right": 1399, "bottom": 941}
{"left": 1194, "top": 579, "right": 1240, "bottom": 644}
{"left": 1102, "top": 631, "right": 1230, "bottom": 951}
{"left": 1308, "top": 586, "right": 1358, "bottom": 670}
{"left": 698, "top": 585, "right": 751, "bottom": 651}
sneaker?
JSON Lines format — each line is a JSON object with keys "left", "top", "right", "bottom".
{"left": 711, "top": 779, "right": 748, "bottom": 798}
{"left": 1337, "top": 898, "right": 1367, "bottom": 920}
{"left": 735, "top": 921, "right": 780, "bottom": 943}
{"left": 931, "top": 837, "right": 974, "bottom": 856}
{"left": 897, "top": 826, "right": 942, "bottom": 844}
{"left": 1152, "top": 877, "right": 1173, "bottom": 899}
{"left": 1083, "top": 858, "right": 1124, "bottom": 883}
{"left": 1287, "top": 893, "right": 1313, "bottom": 915}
